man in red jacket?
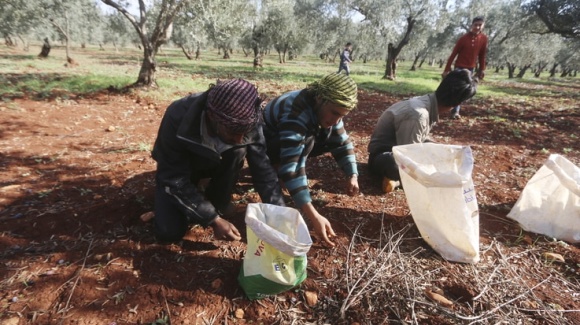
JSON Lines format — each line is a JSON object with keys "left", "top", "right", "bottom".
{"left": 442, "top": 16, "right": 488, "bottom": 119}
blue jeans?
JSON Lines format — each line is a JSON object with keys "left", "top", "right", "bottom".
{"left": 368, "top": 151, "right": 400, "bottom": 182}
{"left": 338, "top": 63, "right": 350, "bottom": 75}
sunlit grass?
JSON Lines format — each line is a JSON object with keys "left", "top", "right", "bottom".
{"left": 1, "top": 44, "right": 578, "bottom": 103}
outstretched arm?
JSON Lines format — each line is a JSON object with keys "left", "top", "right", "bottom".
{"left": 345, "top": 174, "right": 359, "bottom": 196}
{"left": 210, "top": 216, "right": 241, "bottom": 241}
{"left": 301, "top": 202, "right": 336, "bottom": 247}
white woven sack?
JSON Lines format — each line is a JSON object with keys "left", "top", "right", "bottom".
{"left": 507, "top": 154, "right": 580, "bottom": 243}
{"left": 393, "top": 143, "right": 480, "bottom": 263}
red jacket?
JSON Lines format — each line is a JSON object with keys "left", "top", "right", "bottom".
{"left": 444, "top": 32, "right": 488, "bottom": 72}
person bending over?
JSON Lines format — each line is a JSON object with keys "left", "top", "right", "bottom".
{"left": 151, "top": 79, "right": 284, "bottom": 242}
{"left": 367, "top": 69, "right": 478, "bottom": 193}
{"left": 263, "top": 73, "right": 360, "bottom": 247}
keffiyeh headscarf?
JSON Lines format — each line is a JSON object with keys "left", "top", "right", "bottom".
{"left": 206, "top": 79, "right": 261, "bottom": 133}
{"left": 306, "top": 73, "right": 358, "bottom": 110}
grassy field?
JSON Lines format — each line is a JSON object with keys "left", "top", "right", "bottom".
{"left": 2, "top": 44, "right": 578, "bottom": 104}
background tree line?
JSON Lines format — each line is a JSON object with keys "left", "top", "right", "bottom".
{"left": 1, "top": 0, "right": 578, "bottom": 87}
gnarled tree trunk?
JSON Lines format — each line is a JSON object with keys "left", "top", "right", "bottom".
{"left": 549, "top": 63, "right": 558, "bottom": 77}
{"left": 516, "top": 63, "right": 532, "bottom": 78}
{"left": 384, "top": 16, "right": 416, "bottom": 80}
{"left": 135, "top": 45, "right": 156, "bottom": 86}
{"left": 102, "top": 0, "right": 183, "bottom": 88}
{"left": 534, "top": 62, "right": 548, "bottom": 77}
{"left": 179, "top": 44, "right": 194, "bottom": 60}
{"left": 506, "top": 62, "right": 516, "bottom": 78}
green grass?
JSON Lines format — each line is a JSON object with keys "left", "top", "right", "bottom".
{"left": 1, "top": 44, "right": 579, "bottom": 103}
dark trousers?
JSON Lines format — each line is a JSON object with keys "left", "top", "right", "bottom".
{"left": 338, "top": 63, "right": 350, "bottom": 76}
{"left": 154, "top": 147, "right": 247, "bottom": 242}
{"left": 368, "top": 151, "right": 400, "bottom": 182}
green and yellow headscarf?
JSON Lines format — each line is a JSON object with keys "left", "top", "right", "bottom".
{"left": 306, "top": 73, "right": 358, "bottom": 110}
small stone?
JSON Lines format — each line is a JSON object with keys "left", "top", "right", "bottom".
{"left": 542, "top": 252, "right": 565, "bottom": 263}
{"left": 140, "top": 211, "right": 155, "bottom": 222}
{"left": 304, "top": 290, "right": 318, "bottom": 306}
{"left": 234, "top": 308, "right": 244, "bottom": 319}
{"left": 106, "top": 126, "right": 116, "bottom": 132}
{"left": 95, "top": 253, "right": 112, "bottom": 261}
{"left": 425, "top": 288, "right": 453, "bottom": 307}
{"left": 4, "top": 317, "right": 20, "bottom": 325}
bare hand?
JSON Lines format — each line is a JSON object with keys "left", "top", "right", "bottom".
{"left": 346, "top": 175, "right": 359, "bottom": 196}
{"left": 441, "top": 71, "right": 450, "bottom": 79}
{"left": 210, "top": 216, "right": 241, "bottom": 241}
{"left": 302, "top": 203, "right": 336, "bottom": 247}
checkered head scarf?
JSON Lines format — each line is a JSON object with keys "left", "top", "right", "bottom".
{"left": 306, "top": 73, "right": 358, "bottom": 110}
{"left": 206, "top": 79, "right": 261, "bottom": 133}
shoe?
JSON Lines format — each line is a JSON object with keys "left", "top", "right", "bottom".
{"left": 382, "top": 177, "right": 400, "bottom": 193}
{"left": 451, "top": 113, "right": 461, "bottom": 119}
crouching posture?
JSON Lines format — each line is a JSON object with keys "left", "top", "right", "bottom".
{"left": 151, "top": 79, "right": 284, "bottom": 242}
{"left": 367, "top": 69, "right": 478, "bottom": 193}
{"left": 262, "top": 73, "right": 360, "bottom": 246}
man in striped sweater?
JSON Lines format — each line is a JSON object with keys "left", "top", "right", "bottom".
{"left": 263, "top": 73, "right": 360, "bottom": 247}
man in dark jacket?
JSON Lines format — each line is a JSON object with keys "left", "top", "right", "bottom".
{"left": 151, "top": 79, "right": 285, "bottom": 242}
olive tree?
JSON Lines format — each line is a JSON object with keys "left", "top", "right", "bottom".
{"left": 0, "top": 0, "right": 38, "bottom": 49}
{"left": 346, "top": 0, "right": 443, "bottom": 80}
{"left": 36, "top": 0, "right": 103, "bottom": 65}
{"left": 102, "top": 11, "right": 136, "bottom": 51}
{"left": 529, "top": 0, "right": 580, "bottom": 39}
{"left": 551, "top": 39, "right": 580, "bottom": 77}
{"left": 172, "top": 7, "right": 208, "bottom": 60}
{"left": 101, "top": 0, "right": 188, "bottom": 87}
{"left": 190, "top": 0, "right": 255, "bottom": 59}
{"left": 254, "top": 0, "right": 311, "bottom": 63}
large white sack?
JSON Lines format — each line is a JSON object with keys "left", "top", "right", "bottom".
{"left": 507, "top": 154, "right": 580, "bottom": 243}
{"left": 394, "top": 143, "right": 480, "bottom": 263}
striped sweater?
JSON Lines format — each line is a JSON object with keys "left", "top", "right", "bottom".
{"left": 263, "top": 89, "right": 358, "bottom": 208}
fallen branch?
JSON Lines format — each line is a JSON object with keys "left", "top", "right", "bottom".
{"left": 58, "top": 236, "right": 95, "bottom": 315}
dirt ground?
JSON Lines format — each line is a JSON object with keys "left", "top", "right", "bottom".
{"left": 0, "top": 79, "right": 579, "bottom": 324}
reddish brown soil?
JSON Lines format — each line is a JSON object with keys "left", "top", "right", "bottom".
{"left": 1, "top": 81, "right": 579, "bottom": 324}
